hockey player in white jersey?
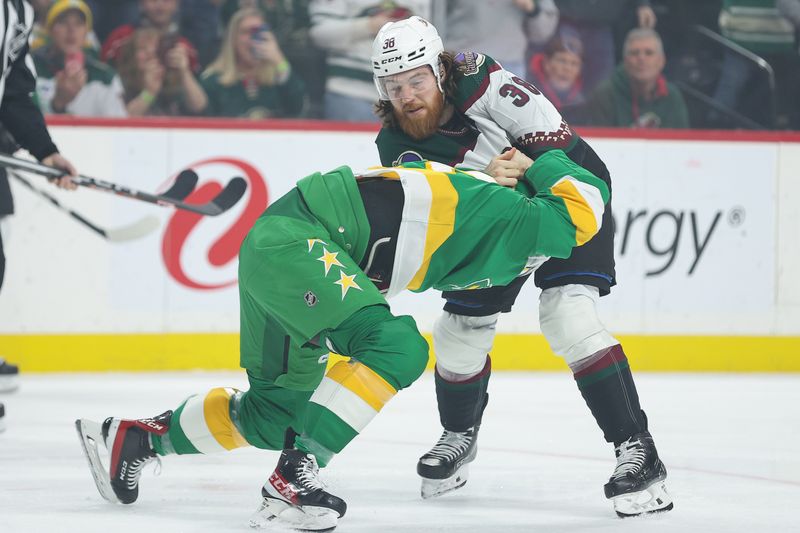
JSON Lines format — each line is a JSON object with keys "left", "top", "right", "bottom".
{"left": 372, "top": 16, "right": 672, "bottom": 518}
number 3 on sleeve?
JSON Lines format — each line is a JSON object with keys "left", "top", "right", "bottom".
{"left": 498, "top": 76, "right": 541, "bottom": 107}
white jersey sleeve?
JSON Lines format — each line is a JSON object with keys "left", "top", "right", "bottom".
{"left": 457, "top": 53, "right": 575, "bottom": 157}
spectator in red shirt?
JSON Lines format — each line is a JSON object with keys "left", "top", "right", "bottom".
{"left": 101, "top": 0, "right": 199, "bottom": 73}
{"left": 528, "top": 31, "right": 585, "bottom": 112}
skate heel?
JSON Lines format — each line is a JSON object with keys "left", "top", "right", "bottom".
{"left": 249, "top": 494, "right": 339, "bottom": 531}
{"left": 250, "top": 449, "right": 345, "bottom": 531}
{"left": 75, "top": 419, "right": 120, "bottom": 503}
{"left": 75, "top": 411, "right": 170, "bottom": 505}
{"left": 612, "top": 480, "right": 673, "bottom": 518}
{"left": 604, "top": 431, "right": 674, "bottom": 517}
{"left": 417, "top": 426, "right": 479, "bottom": 499}
{"left": 420, "top": 463, "right": 469, "bottom": 499}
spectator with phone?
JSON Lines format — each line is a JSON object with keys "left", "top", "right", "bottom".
{"left": 33, "top": 0, "right": 128, "bottom": 117}
{"left": 219, "top": 0, "right": 327, "bottom": 117}
{"left": 116, "top": 27, "right": 208, "bottom": 116}
{"left": 200, "top": 8, "right": 306, "bottom": 118}
{"left": 101, "top": 0, "right": 200, "bottom": 74}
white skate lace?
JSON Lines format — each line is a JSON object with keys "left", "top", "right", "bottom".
{"left": 424, "top": 430, "right": 472, "bottom": 463}
{"left": 296, "top": 455, "right": 326, "bottom": 491}
{"left": 611, "top": 439, "right": 646, "bottom": 479}
{"left": 125, "top": 455, "right": 159, "bottom": 490}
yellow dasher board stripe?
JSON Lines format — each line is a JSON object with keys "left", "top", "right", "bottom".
{"left": 551, "top": 176, "right": 605, "bottom": 245}
{"left": 4, "top": 333, "right": 800, "bottom": 372}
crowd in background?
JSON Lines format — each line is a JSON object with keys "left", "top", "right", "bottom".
{"left": 26, "top": 0, "right": 800, "bottom": 130}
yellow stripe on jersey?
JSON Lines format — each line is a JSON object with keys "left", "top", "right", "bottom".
{"left": 326, "top": 360, "right": 396, "bottom": 411}
{"left": 310, "top": 361, "right": 398, "bottom": 433}
{"left": 368, "top": 170, "right": 402, "bottom": 180}
{"left": 407, "top": 170, "right": 458, "bottom": 291}
{"left": 203, "top": 387, "right": 249, "bottom": 450}
{"left": 551, "top": 178, "right": 599, "bottom": 245}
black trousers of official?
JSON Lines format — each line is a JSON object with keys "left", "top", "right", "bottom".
{"left": 0, "top": 167, "right": 12, "bottom": 293}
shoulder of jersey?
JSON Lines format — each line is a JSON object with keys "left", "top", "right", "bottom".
{"left": 453, "top": 51, "right": 489, "bottom": 77}
{"left": 451, "top": 52, "right": 503, "bottom": 112}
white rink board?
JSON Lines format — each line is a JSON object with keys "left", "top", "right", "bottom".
{"left": 1, "top": 125, "right": 797, "bottom": 335}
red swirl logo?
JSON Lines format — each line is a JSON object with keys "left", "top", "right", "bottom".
{"left": 161, "top": 158, "right": 268, "bottom": 290}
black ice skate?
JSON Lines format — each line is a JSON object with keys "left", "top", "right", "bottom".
{"left": 75, "top": 411, "right": 171, "bottom": 504}
{"left": 417, "top": 425, "right": 479, "bottom": 499}
{"left": 250, "top": 449, "right": 347, "bottom": 532}
{"left": 0, "top": 358, "right": 19, "bottom": 392}
{"left": 604, "top": 431, "right": 674, "bottom": 517}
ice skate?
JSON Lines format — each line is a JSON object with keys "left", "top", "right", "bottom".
{"left": 75, "top": 411, "right": 171, "bottom": 504}
{"left": 0, "top": 358, "right": 19, "bottom": 392}
{"left": 417, "top": 426, "right": 479, "bottom": 499}
{"left": 604, "top": 431, "right": 673, "bottom": 517}
{"left": 250, "top": 449, "right": 346, "bottom": 532}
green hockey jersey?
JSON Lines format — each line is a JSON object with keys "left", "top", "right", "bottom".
{"left": 298, "top": 149, "right": 608, "bottom": 299}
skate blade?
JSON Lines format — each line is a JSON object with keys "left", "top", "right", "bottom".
{"left": 612, "top": 480, "right": 673, "bottom": 518}
{"left": 420, "top": 464, "right": 469, "bottom": 499}
{"left": 75, "top": 419, "right": 120, "bottom": 504}
{"left": 249, "top": 496, "right": 339, "bottom": 532}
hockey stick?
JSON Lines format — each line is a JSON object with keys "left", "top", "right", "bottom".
{"left": 161, "top": 168, "right": 199, "bottom": 201}
{"left": 0, "top": 153, "right": 247, "bottom": 216}
{"left": 10, "top": 171, "right": 161, "bottom": 242}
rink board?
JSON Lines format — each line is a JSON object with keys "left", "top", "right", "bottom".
{"left": 1, "top": 119, "right": 799, "bottom": 372}
{"left": 2, "top": 332, "right": 800, "bottom": 372}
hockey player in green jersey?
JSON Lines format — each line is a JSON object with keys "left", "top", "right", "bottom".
{"left": 75, "top": 151, "right": 608, "bottom": 531}
{"left": 371, "top": 16, "right": 672, "bottom": 518}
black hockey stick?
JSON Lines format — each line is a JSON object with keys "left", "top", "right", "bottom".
{"left": 161, "top": 169, "right": 199, "bottom": 201}
{"left": 10, "top": 171, "right": 161, "bottom": 242}
{"left": 0, "top": 153, "right": 247, "bottom": 216}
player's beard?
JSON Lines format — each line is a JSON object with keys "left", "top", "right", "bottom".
{"left": 394, "top": 94, "right": 444, "bottom": 141}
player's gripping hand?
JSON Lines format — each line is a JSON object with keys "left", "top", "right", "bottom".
{"left": 42, "top": 152, "right": 78, "bottom": 190}
{"left": 484, "top": 148, "right": 534, "bottom": 188}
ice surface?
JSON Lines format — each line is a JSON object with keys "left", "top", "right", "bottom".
{"left": 1, "top": 371, "right": 798, "bottom": 532}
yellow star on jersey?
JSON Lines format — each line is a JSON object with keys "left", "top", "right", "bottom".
{"left": 307, "top": 238, "right": 327, "bottom": 252}
{"left": 317, "top": 248, "right": 344, "bottom": 276}
{"left": 334, "top": 271, "right": 362, "bottom": 300}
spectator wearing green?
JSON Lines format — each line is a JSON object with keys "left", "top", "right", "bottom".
{"left": 33, "top": 0, "right": 127, "bottom": 117}
{"left": 201, "top": 8, "right": 306, "bottom": 119}
{"left": 586, "top": 28, "right": 689, "bottom": 129}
